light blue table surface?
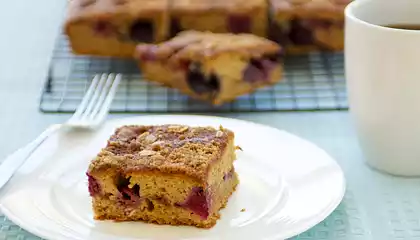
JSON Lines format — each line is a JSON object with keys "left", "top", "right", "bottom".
{"left": 1, "top": 1, "right": 420, "bottom": 239}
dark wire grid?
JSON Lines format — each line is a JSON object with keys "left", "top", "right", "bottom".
{"left": 39, "top": 34, "right": 348, "bottom": 113}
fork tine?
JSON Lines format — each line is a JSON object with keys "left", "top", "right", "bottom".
{"left": 93, "top": 74, "right": 122, "bottom": 126}
{"left": 88, "top": 74, "right": 115, "bottom": 121}
{"left": 81, "top": 74, "right": 108, "bottom": 120}
{"left": 70, "top": 74, "right": 100, "bottom": 121}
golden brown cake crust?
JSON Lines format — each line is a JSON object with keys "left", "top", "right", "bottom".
{"left": 134, "top": 30, "right": 281, "bottom": 62}
{"left": 270, "top": 0, "right": 351, "bottom": 19}
{"left": 88, "top": 124, "right": 234, "bottom": 182}
{"left": 66, "top": 0, "right": 168, "bottom": 23}
{"left": 172, "top": 0, "right": 266, "bottom": 13}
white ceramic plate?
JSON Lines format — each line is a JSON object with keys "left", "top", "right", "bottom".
{"left": 0, "top": 115, "right": 345, "bottom": 240}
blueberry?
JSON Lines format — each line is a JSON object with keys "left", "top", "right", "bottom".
{"left": 170, "top": 18, "right": 183, "bottom": 38}
{"left": 129, "top": 20, "right": 154, "bottom": 43}
{"left": 243, "top": 58, "right": 278, "bottom": 83}
{"left": 93, "top": 21, "right": 116, "bottom": 37}
{"left": 250, "top": 59, "right": 264, "bottom": 70}
{"left": 228, "top": 15, "right": 251, "bottom": 34}
{"left": 289, "top": 19, "right": 314, "bottom": 45}
{"left": 268, "top": 21, "right": 290, "bottom": 46}
{"left": 177, "top": 187, "right": 209, "bottom": 219}
{"left": 243, "top": 61, "right": 266, "bottom": 83}
{"left": 146, "top": 199, "right": 155, "bottom": 211}
{"left": 87, "top": 173, "right": 101, "bottom": 196}
{"left": 186, "top": 63, "right": 220, "bottom": 95}
{"left": 115, "top": 175, "right": 140, "bottom": 203}
{"left": 131, "top": 184, "right": 140, "bottom": 198}
{"left": 116, "top": 175, "right": 130, "bottom": 191}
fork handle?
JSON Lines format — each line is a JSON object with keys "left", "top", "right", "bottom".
{"left": 0, "top": 124, "right": 61, "bottom": 190}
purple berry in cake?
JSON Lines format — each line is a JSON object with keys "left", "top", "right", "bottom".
{"left": 228, "top": 15, "right": 251, "bottom": 34}
{"left": 129, "top": 20, "right": 154, "bottom": 43}
{"left": 87, "top": 173, "right": 101, "bottom": 197}
{"left": 177, "top": 187, "right": 210, "bottom": 219}
{"left": 93, "top": 21, "right": 117, "bottom": 37}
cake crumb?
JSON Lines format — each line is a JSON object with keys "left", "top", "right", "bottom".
{"left": 216, "top": 130, "right": 224, "bottom": 137}
{"left": 145, "top": 134, "right": 157, "bottom": 143}
{"left": 139, "top": 150, "right": 157, "bottom": 156}
{"left": 241, "top": 208, "right": 246, "bottom": 212}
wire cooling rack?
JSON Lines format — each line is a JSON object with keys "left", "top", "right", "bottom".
{"left": 40, "top": 34, "right": 348, "bottom": 113}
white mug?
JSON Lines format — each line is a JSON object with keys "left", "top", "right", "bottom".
{"left": 345, "top": 0, "right": 420, "bottom": 176}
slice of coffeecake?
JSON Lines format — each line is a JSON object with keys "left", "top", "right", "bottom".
{"left": 134, "top": 31, "right": 283, "bottom": 105}
{"left": 87, "top": 124, "right": 239, "bottom": 228}
{"left": 64, "top": 0, "right": 170, "bottom": 58}
{"left": 268, "top": 0, "right": 351, "bottom": 54}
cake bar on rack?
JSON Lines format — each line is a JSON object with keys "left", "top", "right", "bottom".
{"left": 64, "top": 0, "right": 170, "bottom": 58}
{"left": 134, "top": 31, "right": 283, "bottom": 105}
{"left": 268, "top": 0, "right": 351, "bottom": 54}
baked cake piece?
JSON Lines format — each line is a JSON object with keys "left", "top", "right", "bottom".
{"left": 170, "top": 0, "right": 267, "bottom": 38}
{"left": 64, "top": 0, "right": 169, "bottom": 58}
{"left": 87, "top": 124, "right": 239, "bottom": 228}
{"left": 134, "top": 31, "right": 283, "bottom": 105}
{"left": 268, "top": 0, "right": 351, "bottom": 54}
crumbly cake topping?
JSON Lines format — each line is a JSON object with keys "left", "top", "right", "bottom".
{"left": 172, "top": 0, "right": 266, "bottom": 13}
{"left": 88, "top": 125, "right": 234, "bottom": 182}
{"left": 66, "top": 0, "right": 168, "bottom": 21}
{"left": 135, "top": 30, "right": 281, "bottom": 62}
{"left": 270, "top": 0, "right": 352, "bottom": 19}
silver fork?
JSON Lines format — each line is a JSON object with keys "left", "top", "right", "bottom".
{"left": 0, "top": 74, "right": 122, "bottom": 189}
